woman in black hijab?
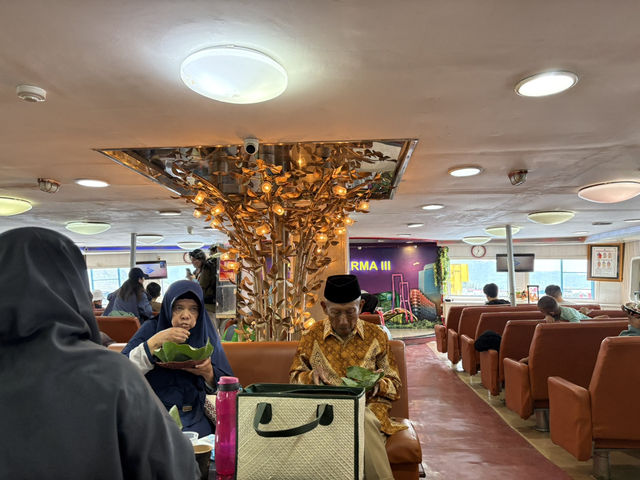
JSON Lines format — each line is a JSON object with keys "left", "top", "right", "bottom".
{"left": 0, "top": 227, "right": 198, "bottom": 479}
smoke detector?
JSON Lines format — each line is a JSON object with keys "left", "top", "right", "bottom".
{"left": 508, "top": 169, "right": 528, "bottom": 186}
{"left": 16, "top": 84, "right": 47, "bottom": 103}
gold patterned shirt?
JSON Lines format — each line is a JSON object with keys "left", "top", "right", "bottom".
{"left": 289, "top": 318, "right": 407, "bottom": 435}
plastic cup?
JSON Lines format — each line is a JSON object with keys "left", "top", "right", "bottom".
{"left": 183, "top": 431, "right": 199, "bottom": 444}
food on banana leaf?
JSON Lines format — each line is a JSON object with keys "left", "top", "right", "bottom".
{"left": 153, "top": 339, "right": 213, "bottom": 363}
{"left": 341, "top": 365, "right": 384, "bottom": 391}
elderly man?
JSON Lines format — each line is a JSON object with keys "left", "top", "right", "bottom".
{"left": 290, "top": 274, "right": 406, "bottom": 480}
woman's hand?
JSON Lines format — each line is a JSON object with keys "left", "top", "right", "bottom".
{"left": 181, "top": 359, "right": 214, "bottom": 384}
{"left": 146, "top": 327, "right": 190, "bottom": 352}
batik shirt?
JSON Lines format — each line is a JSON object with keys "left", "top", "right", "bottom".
{"left": 290, "top": 318, "right": 407, "bottom": 435}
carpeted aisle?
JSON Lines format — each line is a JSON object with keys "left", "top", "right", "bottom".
{"left": 404, "top": 341, "right": 572, "bottom": 479}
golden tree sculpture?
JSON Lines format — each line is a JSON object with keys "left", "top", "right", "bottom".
{"left": 171, "top": 143, "right": 385, "bottom": 341}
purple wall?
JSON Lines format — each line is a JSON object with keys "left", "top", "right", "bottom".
{"left": 348, "top": 242, "right": 438, "bottom": 294}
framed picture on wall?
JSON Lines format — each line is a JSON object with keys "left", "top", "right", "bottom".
{"left": 527, "top": 285, "right": 539, "bottom": 304}
{"left": 587, "top": 243, "right": 624, "bottom": 282}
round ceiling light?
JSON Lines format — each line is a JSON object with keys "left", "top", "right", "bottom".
{"left": 407, "top": 223, "right": 424, "bottom": 228}
{"left": 421, "top": 204, "right": 444, "bottom": 210}
{"left": 75, "top": 179, "right": 109, "bottom": 188}
{"left": 65, "top": 222, "right": 111, "bottom": 235}
{"left": 16, "top": 84, "right": 47, "bottom": 102}
{"left": 578, "top": 181, "right": 640, "bottom": 203}
{"left": 158, "top": 210, "right": 181, "bottom": 216}
{"left": 527, "top": 211, "right": 575, "bottom": 225}
{"left": 136, "top": 234, "right": 164, "bottom": 245}
{"left": 515, "top": 71, "right": 578, "bottom": 97}
{"left": 448, "top": 166, "right": 483, "bottom": 177}
{"left": 180, "top": 46, "right": 288, "bottom": 104}
{"left": 462, "top": 236, "right": 491, "bottom": 245}
{"left": 624, "top": 219, "right": 640, "bottom": 223}
{"left": 0, "top": 197, "right": 32, "bottom": 216}
{"left": 573, "top": 231, "right": 588, "bottom": 235}
{"left": 177, "top": 241, "right": 205, "bottom": 250}
{"left": 484, "top": 226, "right": 521, "bottom": 237}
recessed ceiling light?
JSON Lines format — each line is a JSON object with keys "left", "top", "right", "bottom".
{"left": 407, "top": 223, "right": 424, "bottom": 228}
{"left": 136, "top": 234, "right": 164, "bottom": 245}
{"left": 75, "top": 179, "right": 109, "bottom": 188}
{"left": 592, "top": 221, "right": 612, "bottom": 226}
{"left": 573, "top": 231, "right": 588, "bottom": 235}
{"left": 177, "top": 241, "right": 205, "bottom": 250}
{"left": 397, "top": 233, "right": 412, "bottom": 237}
{"left": 624, "top": 219, "right": 640, "bottom": 223}
{"left": 377, "top": 239, "right": 385, "bottom": 243}
{"left": 65, "top": 222, "right": 111, "bottom": 235}
{"left": 180, "top": 45, "right": 288, "bottom": 104}
{"left": 448, "top": 166, "right": 483, "bottom": 177}
{"left": 0, "top": 197, "right": 32, "bottom": 216}
{"left": 462, "top": 236, "right": 491, "bottom": 245}
{"left": 578, "top": 181, "right": 640, "bottom": 203}
{"left": 421, "top": 204, "right": 444, "bottom": 210}
{"left": 527, "top": 211, "right": 575, "bottom": 225}
{"left": 158, "top": 210, "right": 181, "bottom": 216}
{"left": 515, "top": 71, "right": 578, "bottom": 97}
{"left": 484, "top": 226, "right": 521, "bottom": 237}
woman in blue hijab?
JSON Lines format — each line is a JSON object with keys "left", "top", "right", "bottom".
{"left": 122, "top": 280, "right": 233, "bottom": 436}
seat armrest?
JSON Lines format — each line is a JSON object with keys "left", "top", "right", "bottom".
{"left": 548, "top": 376, "right": 592, "bottom": 461}
{"left": 460, "top": 334, "right": 478, "bottom": 375}
{"left": 504, "top": 358, "right": 533, "bottom": 419}
{"left": 480, "top": 350, "right": 500, "bottom": 396}
{"left": 434, "top": 324, "right": 448, "bottom": 353}
{"left": 385, "top": 418, "right": 422, "bottom": 464}
{"left": 447, "top": 330, "right": 460, "bottom": 364}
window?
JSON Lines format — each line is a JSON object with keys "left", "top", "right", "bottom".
{"left": 449, "top": 259, "right": 509, "bottom": 297}
{"left": 88, "top": 265, "right": 194, "bottom": 299}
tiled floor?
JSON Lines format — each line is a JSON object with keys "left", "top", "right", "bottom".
{"left": 409, "top": 340, "right": 640, "bottom": 479}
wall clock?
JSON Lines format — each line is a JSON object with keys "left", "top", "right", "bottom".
{"left": 471, "top": 245, "right": 486, "bottom": 258}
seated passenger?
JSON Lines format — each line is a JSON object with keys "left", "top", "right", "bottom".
{"left": 620, "top": 302, "right": 640, "bottom": 336}
{"left": 537, "top": 295, "right": 589, "bottom": 323}
{"left": 146, "top": 281, "right": 163, "bottom": 312}
{"left": 0, "top": 227, "right": 198, "bottom": 479}
{"left": 290, "top": 274, "right": 406, "bottom": 480}
{"left": 122, "top": 280, "right": 233, "bottom": 436}
{"left": 483, "top": 283, "right": 510, "bottom": 305}
{"left": 544, "top": 284, "right": 573, "bottom": 305}
{"left": 103, "top": 267, "right": 154, "bottom": 322}
{"left": 361, "top": 292, "right": 392, "bottom": 339}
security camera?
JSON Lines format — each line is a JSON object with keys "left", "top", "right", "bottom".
{"left": 243, "top": 137, "right": 259, "bottom": 156}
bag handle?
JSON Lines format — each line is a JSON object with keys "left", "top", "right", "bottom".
{"left": 253, "top": 402, "right": 333, "bottom": 438}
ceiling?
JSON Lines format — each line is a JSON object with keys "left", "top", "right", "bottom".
{"left": 2, "top": 0, "right": 640, "bottom": 247}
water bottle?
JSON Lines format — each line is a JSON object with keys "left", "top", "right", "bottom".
{"left": 215, "top": 376, "right": 241, "bottom": 475}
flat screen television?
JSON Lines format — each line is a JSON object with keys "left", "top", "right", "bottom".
{"left": 136, "top": 260, "right": 168, "bottom": 279}
{"left": 496, "top": 254, "right": 535, "bottom": 272}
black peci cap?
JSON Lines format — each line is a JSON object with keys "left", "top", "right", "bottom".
{"left": 324, "top": 274, "right": 361, "bottom": 304}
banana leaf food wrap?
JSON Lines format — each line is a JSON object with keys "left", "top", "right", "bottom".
{"left": 341, "top": 366, "right": 384, "bottom": 391}
{"left": 154, "top": 339, "right": 214, "bottom": 368}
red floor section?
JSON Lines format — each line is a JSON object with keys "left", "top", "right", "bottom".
{"left": 405, "top": 341, "right": 572, "bottom": 479}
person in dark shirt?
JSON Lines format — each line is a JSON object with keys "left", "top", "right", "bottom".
{"left": 483, "top": 283, "right": 510, "bottom": 305}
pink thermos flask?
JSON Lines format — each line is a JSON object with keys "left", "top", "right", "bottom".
{"left": 215, "top": 376, "right": 241, "bottom": 475}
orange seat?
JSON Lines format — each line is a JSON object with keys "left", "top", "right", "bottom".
{"left": 504, "top": 321, "right": 628, "bottom": 422}
{"left": 549, "top": 337, "right": 640, "bottom": 477}
{"left": 460, "top": 311, "right": 544, "bottom": 375}
{"left": 96, "top": 316, "right": 140, "bottom": 343}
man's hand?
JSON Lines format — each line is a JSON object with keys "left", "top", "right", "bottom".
{"left": 312, "top": 367, "right": 330, "bottom": 385}
{"left": 366, "top": 369, "right": 384, "bottom": 399}
{"left": 181, "top": 359, "right": 214, "bottom": 385}
{"left": 147, "top": 327, "right": 190, "bottom": 351}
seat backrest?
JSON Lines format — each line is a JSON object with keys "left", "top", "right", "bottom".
{"left": 587, "top": 309, "right": 624, "bottom": 318}
{"left": 359, "top": 313, "right": 382, "bottom": 325}
{"left": 458, "top": 305, "right": 540, "bottom": 340}
{"left": 222, "top": 339, "right": 409, "bottom": 419}
{"left": 568, "top": 304, "right": 601, "bottom": 310}
{"left": 445, "top": 306, "right": 467, "bottom": 332}
{"left": 96, "top": 316, "right": 140, "bottom": 343}
{"left": 476, "top": 311, "right": 545, "bottom": 338}
{"left": 499, "top": 320, "right": 545, "bottom": 381}
{"left": 528, "top": 321, "right": 628, "bottom": 400}
{"left": 583, "top": 316, "right": 628, "bottom": 322}
{"left": 589, "top": 336, "right": 640, "bottom": 440}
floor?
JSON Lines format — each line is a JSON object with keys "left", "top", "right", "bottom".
{"left": 405, "top": 340, "right": 640, "bottom": 479}
{"left": 389, "top": 328, "right": 434, "bottom": 339}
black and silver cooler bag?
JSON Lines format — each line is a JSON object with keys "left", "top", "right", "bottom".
{"left": 235, "top": 383, "right": 365, "bottom": 479}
